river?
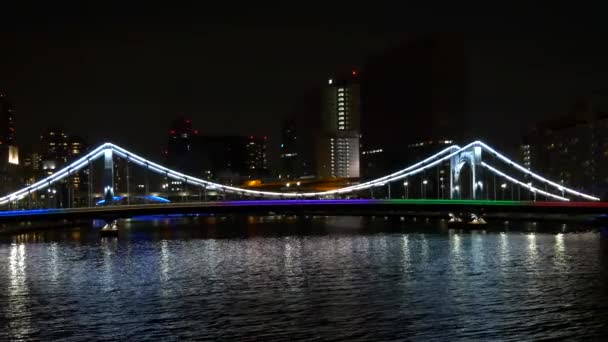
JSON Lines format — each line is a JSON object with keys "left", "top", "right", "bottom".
{"left": 1, "top": 215, "right": 608, "bottom": 340}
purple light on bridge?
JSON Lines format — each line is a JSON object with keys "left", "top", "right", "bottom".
{"left": 217, "top": 199, "right": 379, "bottom": 206}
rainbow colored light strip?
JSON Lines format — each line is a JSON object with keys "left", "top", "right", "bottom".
{"left": 1, "top": 199, "right": 608, "bottom": 218}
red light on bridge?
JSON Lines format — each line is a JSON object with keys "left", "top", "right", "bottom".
{"left": 169, "top": 130, "right": 176, "bottom": 135}
{"left": 351, "top": 69, "right": 358, "bottom": 77}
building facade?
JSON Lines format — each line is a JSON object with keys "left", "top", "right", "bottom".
{"left": 0, "top": 92, "right": 20, "bottom": 196}
{"left": 279, "top": 118, "right": 301, "bottom": 179}
{"left": 166, "top": 117, "right": 201, "bottom": 174}
{"left": 521, "top": 99, "right": 608, "bottom": 198}
{"left": 35, "top": 129, "right": 89, "bottom": 207}
{"left": 317, "top": 74, "right": 361, "bottom": 179}
{"left": 245, "top": 136, "right": 268, "bottom": 177}
{"left": 359, "top": 34, "right": 467, "bottom": 179}
{"left": 40, "top": 128, "right": 69, "bottom": 176}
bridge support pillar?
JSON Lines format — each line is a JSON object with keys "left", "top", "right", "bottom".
{"left": 103, "top": 149, "right": 115, "bottom": 205}
{"left": 450, "top": 145, "right": 484, "bottom": 200}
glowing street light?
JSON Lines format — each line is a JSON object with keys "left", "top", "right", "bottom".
{"left": 501, "top": 183, "right": 507, "bottom": 200}
{"left": 422, "top": 179, "right": 428, "bottom": 198}
{"left": 403, "top": 181, "right": 409, "bottom": 199}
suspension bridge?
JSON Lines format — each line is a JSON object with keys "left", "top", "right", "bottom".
{"left": 0, "top": 140, "right": 604, "bottom": 222}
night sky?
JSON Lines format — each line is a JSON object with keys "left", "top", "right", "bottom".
{"left": 2, "top": 3, "right": 607, "bottom": 163}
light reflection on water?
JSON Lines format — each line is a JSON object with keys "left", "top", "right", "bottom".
{"left": 0, "top": 216, "right": 607, "bottom": 340}
{"left": 7, "top": 243, "right": 33, "bottom": 340}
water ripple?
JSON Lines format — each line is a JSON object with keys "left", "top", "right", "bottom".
{"left": 0, "top": 218, "right": 607, "bottom": 340}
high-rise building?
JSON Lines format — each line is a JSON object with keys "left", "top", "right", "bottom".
{"left": 40, "top": 128, "right": 69, "bottom": 176}
{"left": 68, "top": 136, "right": 88, "bottom": 195}
{"left": 360, "top": 34, "right": 467, "bottom": 179}
{"left": 0, "top": 92, "right": 18, "bottom": 166}
{"left": 0, "top": 92, "right": 16, "bottom": 147}
{"left": 0, "top": 92, "right": 20, "bottom": 196}
{"left": 198, "top": 135, "right": 269, "bottom": 183}
{"left": 288, "top": 89, "right": 322, "bottom": 178}
{"left": 522, "top": 98, "right": 608, "bottom": 197}
{"left": 166, "top": 117, "right": 201, "bottom": 173}
{"left": 317, "top": 73, "right": 361, "bottom": 179}
{"left": 35, "top": 130, "right": 89, "bottom": 207}
{"left": 23, "top": 152, "right": 42, "bottom": 173}
{"left": 163, "top": 117, "right": 269, "bottom": 183}
{"left": 279, "top": 118, "right": 301, "bottom": 179}
{"left": 245, "top": 136, "right": 268, "bottom": 177}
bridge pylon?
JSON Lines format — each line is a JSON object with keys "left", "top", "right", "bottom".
{"left": 450, "top": 144, "right": 484, "bottom": 199}
{"left": 103, "top": 149, "right": 115, "bottom": 204}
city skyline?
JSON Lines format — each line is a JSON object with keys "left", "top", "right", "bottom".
{"left": 3, "top": 5, "right": 608, "bottom": 158}
{"left": 4, "top": 6, "right": 608, "bottom": 341}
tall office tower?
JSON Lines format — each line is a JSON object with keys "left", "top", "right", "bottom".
{"left": 279, "top": 118, "right": 301, "bottom": 179}
{"left": 166, "top": 117, "right": 201, "bottom": 174}
{"left": 0, "top": 92, "right": 19, "bottom": 195}
{"left": 0, "top": 91, "right": 18, "bottom": 165}
{"left": 245, "top": 136, "right": 268, "bottom": 178}
{"left": 68, "top": 136, "right": 88, "bottom": 203}
{"left": 317, "top": 72, "right": 361, "bottom": 179}
{"left": 522, "top": 97, "right": 608, "bottom": 197}
{"left": 40, "top": 128, "right": 69, "bottom": 176}
{"left": 360, "top": 33, "right": 467, "bottom": 178}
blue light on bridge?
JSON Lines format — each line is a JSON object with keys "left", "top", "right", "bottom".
{"left": 144, "top": 195, "right": 171, "bottom": 203}
{"left": 95, "top": 195, "right": 170, "bottom": 205}
{"left": 96, "top": 196, "right": 124, "bottom": 205}
{"left": 0, "top": 208, "right": 60, "bottom": 217}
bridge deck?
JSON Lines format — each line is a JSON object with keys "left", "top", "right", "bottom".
{"left": 1, "top": 199, "right": 607, "bottom": 223}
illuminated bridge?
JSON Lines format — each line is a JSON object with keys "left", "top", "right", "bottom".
{"left": 0, "top": 140, "right": 603, "bottom": 222}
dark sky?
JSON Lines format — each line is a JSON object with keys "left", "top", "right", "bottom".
{"left": 2, "top": 3, "right": 607, "bottom": 162}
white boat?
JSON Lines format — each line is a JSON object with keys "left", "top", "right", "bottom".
{"left": 448, "top": 213, "right": 463, "bottom": 223}
{"left": 469, "top": 214, "right": 487, "bottom": 225}
{"left": 448, "top": 213, "right": 487, "bottom": 228}
{"left": 100, "top": 220, "right": 119, "bottom": 236}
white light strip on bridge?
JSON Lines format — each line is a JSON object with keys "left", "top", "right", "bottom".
{"left": 0, "top": 140, "right": 599, "bottom": 205}
{"left": 0, "top": 141, "right": 538, "bottom": 202}
{"left": 339, "top": 141, "right": 486, "bottom": 192}
{"left": 109, "top": 144, "right": 301, "bottom": 197}
{"left": 477, "top": 141, "right": 600, "bottom": 201}
{"left": 109, "top": 142, "right": 479, "bottom": 197}
{"left": 332, "top": 144, "right": 461, "bottom": 193}
{"left": 0, "top": 146, "right": 108, "bottom": 205}
{"left": 481, "top": 162, "right": 569, "bottom": 202}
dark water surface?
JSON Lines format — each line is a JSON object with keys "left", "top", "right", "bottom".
{"left": 1, "top": 216, "right": 608, "bottom": 341}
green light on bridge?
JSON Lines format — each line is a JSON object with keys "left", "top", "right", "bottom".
{"left": 381, "top": 199, "right": 525, "bottom": 206}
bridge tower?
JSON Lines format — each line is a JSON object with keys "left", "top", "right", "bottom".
{"left": 450, "top": 144, "right": 484, "bottom": 199}
{"left": 103, "top": 148, "right": 115, "bottom": 204}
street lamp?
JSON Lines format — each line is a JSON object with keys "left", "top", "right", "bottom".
{"left": 501, "top": 183, "right": 507, "bottom": 200}
{"left": 422, "top": 179, "right": 428, "bottom": 199}
{"left": 403, "top": 181, "right": 409, "bottom": 199}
